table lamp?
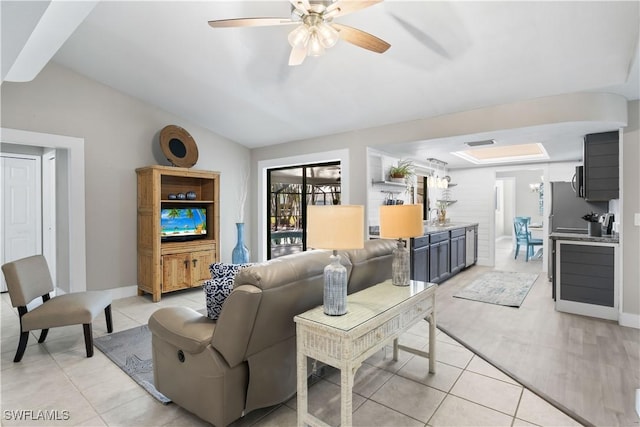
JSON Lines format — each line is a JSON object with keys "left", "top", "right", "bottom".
{"left": 379, "top": 204, "right": 424, "bottom": 286}
{"left": 307, "top": 205, "right": 364, "bottom": 315}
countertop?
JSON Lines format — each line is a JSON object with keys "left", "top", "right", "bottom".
{"left": 369, "top": 222, "right": 478, "bottom": 238}
{"left": 422, "top": 222, "right": 478, "bottom": 234}
{"left": 549, "top": 232, "right": 619, "bottom": 244}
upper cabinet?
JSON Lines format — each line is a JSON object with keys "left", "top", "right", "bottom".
{"left": 583, "top": 130, "right": 619, "bottom": 201}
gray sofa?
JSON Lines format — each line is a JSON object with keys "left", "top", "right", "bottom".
{"left": 148, "top": 238, "right": 395, "bottom": 426}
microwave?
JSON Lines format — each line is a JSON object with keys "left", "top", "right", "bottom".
{"left": 572, "top": 166, "right": 584, "bottom": 198}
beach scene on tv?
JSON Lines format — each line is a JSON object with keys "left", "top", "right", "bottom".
{"left": 161, "top": 208, "right": 207, "bottom": 237}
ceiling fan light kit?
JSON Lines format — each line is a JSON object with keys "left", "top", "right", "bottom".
{"left": 307, "top": 32, "right": 326, "bottom": 56}
{"left": 316, "top": 22, "right": 340, "bottom": 47}
{"left": 208, "top": 0, "right": 390, "bottom": 66}
{"left": 288, "top": 24, "right": 310, "bottom": 47}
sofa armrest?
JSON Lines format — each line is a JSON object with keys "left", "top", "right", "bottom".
{"left": 148, "top": 306, "right": 215, "bottom": 354}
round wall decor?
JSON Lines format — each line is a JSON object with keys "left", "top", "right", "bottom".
{"left": 159, "top": 125, "right": 199, "bottom": 168}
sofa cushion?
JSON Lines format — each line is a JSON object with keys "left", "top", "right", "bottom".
{"left": 233, "top": 250, "right": 349, "bottom": 291}
{"left": 342, "top": 239, "right": 396, "bottom": 294}
{"left": 204, "top": 263, "right": 252, "bottom": 320}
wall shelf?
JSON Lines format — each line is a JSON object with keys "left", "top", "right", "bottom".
{"left": 372, "top": 180, "right": 406, "bottom": 188}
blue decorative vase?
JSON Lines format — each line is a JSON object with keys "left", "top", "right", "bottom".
{"left": 232, "top": 223, "right": 250, "bottom": 264}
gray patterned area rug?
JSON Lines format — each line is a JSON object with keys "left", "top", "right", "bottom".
{"left": 453, "top": 271, "right": 539, "bottom": 307}
{"left": 94, "top": 325, "right": 170, "bottom": 404}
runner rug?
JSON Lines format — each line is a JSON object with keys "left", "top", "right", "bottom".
{"left": 453, "top": 271, "right": 538, "bottom": 307}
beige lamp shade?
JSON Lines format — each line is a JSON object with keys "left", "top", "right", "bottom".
{"left": 307, "top": 205, "right": 364, "bottom": 250}
{"left": 379, "top": 204, "right": 424, "bottom": 238}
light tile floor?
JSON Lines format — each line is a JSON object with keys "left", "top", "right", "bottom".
{"left": 1, "top": 275, "right": 582, "bottom": 427}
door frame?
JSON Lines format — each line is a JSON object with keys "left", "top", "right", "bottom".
{"left": 1, "top": 128, "right": 86, "bottom": 292}
{"left": 266, "top": 161, "right": 341, "bottom": 259}
{"left": 257, "top": 149, "right": 350, "bottom": 262}
{"left": 43, "top": 149, "right": 57, "bottom": 287}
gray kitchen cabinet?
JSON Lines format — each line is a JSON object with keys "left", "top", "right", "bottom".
{"left": 408, "top": 224, "right": 477, "bottom": 285}
{"left": 450, "top": 228, "right": 466, "bottom": 275}
{"left": 553, "top": 238, "right": 619, "bottom": 321}
{"left": 429, "top": 231, "right": 450, "bottom": 283}
{"left": 410, "top": 235, "right": 429, "bottom": 282}
{"left": 584, "top": 131, "right": 619, "bottom": 201}
{"left": 559, "top": 244, "right": 614, "bottom": 306}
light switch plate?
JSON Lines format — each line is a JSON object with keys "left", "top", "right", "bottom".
{"left": 635, "top": 213, "right": 640, "bottom": 226}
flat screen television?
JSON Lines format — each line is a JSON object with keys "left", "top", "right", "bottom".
{"left": 161, "top": 208, "right": 207, "bottom": 242}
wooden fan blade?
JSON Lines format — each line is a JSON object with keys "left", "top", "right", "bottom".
{"left": 289, "top": 45, "right": 307, "bottom": 66}
{"left": 208, "top": 17, "right": 295, "bottom": 28}
{"left": 332, "top": 23, "right": 390, "bottom": 53}
{"left": 325, "top": 0, "right": 382, "bottom": 18}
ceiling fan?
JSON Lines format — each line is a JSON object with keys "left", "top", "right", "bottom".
{"left": 208, "top": 0, "right": 390, "bottom": 66}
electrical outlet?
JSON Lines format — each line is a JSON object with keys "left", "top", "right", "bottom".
{"left": 635, "top": 213, "right": 640, "bottom": 227}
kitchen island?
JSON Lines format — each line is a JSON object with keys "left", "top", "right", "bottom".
{"left": 393, "top": 222, "right": 479, "bottom": 285}
{"left": 550, "top": 232, "right": 619, "bottom": 320}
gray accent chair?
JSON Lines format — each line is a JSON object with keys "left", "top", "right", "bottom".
{"left": 1, "top": 255, "right": 113, "bottom": 362}
{"left": 148, "top": 238, "right": 396, "bottom": 426}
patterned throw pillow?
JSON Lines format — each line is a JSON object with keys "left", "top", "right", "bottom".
{"left": 203, "top": 263, "right": 252, "bottom": 320}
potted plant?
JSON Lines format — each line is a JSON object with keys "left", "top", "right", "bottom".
{"left": 388, "top": 159, "right": 415, "bottom": 190}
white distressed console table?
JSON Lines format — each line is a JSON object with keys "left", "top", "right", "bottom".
{"left": 294, "top": 279, "right": 437, "bottom": 427}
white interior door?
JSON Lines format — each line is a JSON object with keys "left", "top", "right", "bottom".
{"left": 1, "top": 155, "right": 42, "bottom": 292}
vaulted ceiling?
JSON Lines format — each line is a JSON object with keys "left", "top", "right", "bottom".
{"left": 3, "top": 1, "right": 639, "bottom": 168}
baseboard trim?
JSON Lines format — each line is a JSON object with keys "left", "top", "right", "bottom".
{"left": 619, "top": 312, "right": 640, "bottom": 329}
{"left": 107, "top": 285, "right": 139, "bottom": 300}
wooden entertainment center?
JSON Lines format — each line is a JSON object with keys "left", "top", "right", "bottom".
{"left": 136, "top": 165, "right": 220, "bottom": 302}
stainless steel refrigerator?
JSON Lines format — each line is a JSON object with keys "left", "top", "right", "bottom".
{"left": 548, "top": 181, "right": 608, "bottom": 233}
{"left": 547, "top": 181, "right": 608, "bottom": 281}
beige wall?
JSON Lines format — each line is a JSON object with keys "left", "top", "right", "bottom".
{"left": 622, "top": 100, "right": 640, "bottom": 320}
{"left": 1, "top": 62, "right": 250, "bottom": 292}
